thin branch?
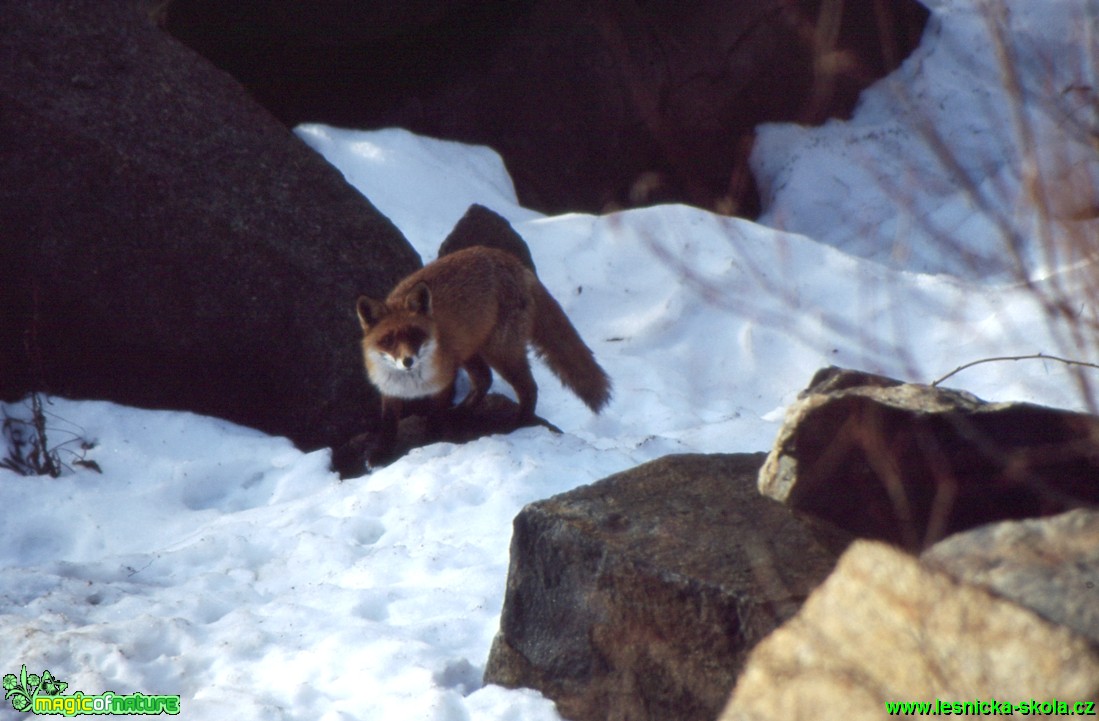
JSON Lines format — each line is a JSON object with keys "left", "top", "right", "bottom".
{"left": 931, "top": 353, "right": 1099, "bottom": 388}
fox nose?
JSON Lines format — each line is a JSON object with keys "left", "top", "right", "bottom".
{"left": 401, "top": 357, "right": 414, "bottom": 369}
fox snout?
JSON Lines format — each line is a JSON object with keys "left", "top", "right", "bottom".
{"left": 363, "top": 330, "right": 448, "bottom": 399}
{"left": 375, "top": 345, "right": 422, "bottom": 371}
{"left": 386, "top": 351, "right": 417, "bottom": 371}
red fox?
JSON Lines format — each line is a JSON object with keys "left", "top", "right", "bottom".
{"left": 356, "top": 246, "right": 611, "bottom": 462}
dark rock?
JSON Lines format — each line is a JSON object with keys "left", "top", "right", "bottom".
{"left": 720, "top": 540, "right": 1099, "bottom": 721}
{"left": 0, "top": 0, "right": 420, "bottom": 451}
{"left": 332, "top": 393, "right": 561, "bottom": 478}
{"left": 759, "top": 367, "right": 1099, "bottom": 551}
{"left": 484, "top": 453, "right": 850, "bottom": 721}
{"left": 162, "top": 0, "right": 929, "bottom": 216}
{"left": 799, "top": 365, "right": 903, "bottom": 395}
{"left": 437, "top": 204, "right": 537, "bottom": 272}
{"left": 923, "top": 508, "right": 1099, "bottom": 645}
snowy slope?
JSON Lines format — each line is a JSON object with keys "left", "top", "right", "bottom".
{"left": 3, "top": 2, "right": 1098, "bottom": 719}
{"left": 753, "top": 0, "right": 1099, "bottom": 279}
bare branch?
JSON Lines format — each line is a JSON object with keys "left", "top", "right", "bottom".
{"left": 931, "top": 353, "right": 1099, "bottom": 388}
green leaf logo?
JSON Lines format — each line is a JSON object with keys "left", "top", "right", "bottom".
{"left": 3, "top": 665, "right": 68, "bottom": 713}
{"left": 39, "top": 670, "right": 68, "bottom": 697}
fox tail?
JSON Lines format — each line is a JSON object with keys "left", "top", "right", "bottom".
{"left": 529, "top": 281, "right": 612, "bottom": 413}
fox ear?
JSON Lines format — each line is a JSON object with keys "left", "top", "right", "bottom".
{"left": 405, "top": 282, "right": 432, "bottom": 315}
{"left": 356, "top": 296, "right": 387, "bottom": 330}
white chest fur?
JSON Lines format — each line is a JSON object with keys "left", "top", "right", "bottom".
{"left": 365, "top": 339, "right": 450, "bottom": 399}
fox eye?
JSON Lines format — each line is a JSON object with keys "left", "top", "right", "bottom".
{"left": 379, "top": 332, "right": 395, "bottom": 349}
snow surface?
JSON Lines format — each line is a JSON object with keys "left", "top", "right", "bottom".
{"left": 3, "top": 1, "right": 1098, "bottom": 719}
{"left": 753, "top": 0, "right": 1099, "bottom": 279}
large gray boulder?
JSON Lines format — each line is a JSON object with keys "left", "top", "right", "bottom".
{"left": 484, "top": 453, "right": 850, "bottom": 721}
{"left": 0, "top": 0, "right": 420, "bottom": 450}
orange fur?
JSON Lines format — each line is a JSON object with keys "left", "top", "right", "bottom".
{"left": 356, "top": 246, "right": 611, "bottom": 462}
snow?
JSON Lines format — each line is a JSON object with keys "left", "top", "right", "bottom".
{"left": 3, "top": 1, "right": 1098, "bottom": 718}
{"left": 753, "top": 0, "right": 1099, "bottom": 279}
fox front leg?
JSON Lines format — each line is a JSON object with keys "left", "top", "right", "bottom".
{"left": 367, "top": 396, "right": 403, "bottom": 467}
{"left": 458, "top": 355, "right": 493, "bottom": 411}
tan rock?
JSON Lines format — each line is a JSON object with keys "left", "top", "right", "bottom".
{"left": 720, "top": 540, "right": 1099, "bottom": 721}
{"left": 924, "top": 508, "right": 1099, "bottom": 644}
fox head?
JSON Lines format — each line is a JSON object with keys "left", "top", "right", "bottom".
{"left": 356, "top": 283, "right": 448, "bottom": 398}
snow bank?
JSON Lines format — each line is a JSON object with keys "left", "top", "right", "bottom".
{"left": 3, "top": 2, "right": 1097, "bottom": 719}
